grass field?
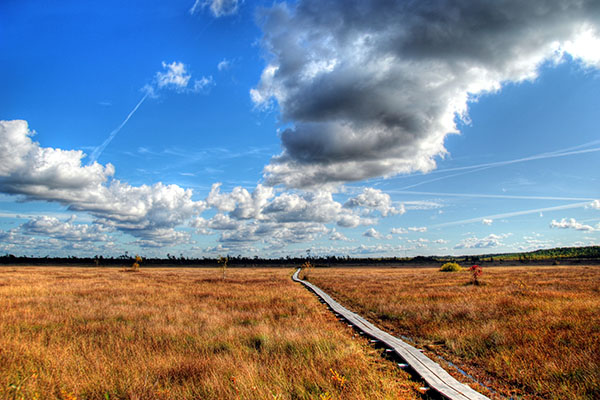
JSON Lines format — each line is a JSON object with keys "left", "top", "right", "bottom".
{"left": 307, "top": 266, "right": 600, "bottom": 400}
{"left": 0, "top": 267, "right": 419, "bottom": 400}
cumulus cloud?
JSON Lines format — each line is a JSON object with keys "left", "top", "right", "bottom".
{"left": 1, "top": 120, "right": 114, "bottom": 201}
{"left": 190, "top": 0, "right": 241, "bottom": 17}
{"left": 482, "top": 218, "right": 493, "bottom": 226}
{"left": 550, "top": 218, "right": 597, "bottom": 231}
{"left": 253, "top": 0, "right": 600, "bottom": 187}
{"left": 588, "top": 200, "right": 600, "bottom": 210}
{"left": 363, "top": 228, "right": 382, "bottom": 239}
{"left": 454, "top": 233, "right": 511, "bottom": 249}
{"left": 0, "top": 120, "right": 206, "bottom": 247}
{"left": 154, "top": 61, "right": 213, "bottom": 94}
{"left": 408, "top": 226, "right": 427, "bottom": 233}
{"left": 363, "top": 228, "right": 392, "bottom": 240}
{"left": 184, "top": 177, "right": 423, "bottom": 250}
{"left": 21, "top": 216, "right": 111, "bottom": 242}
{"left": 156, "top": 61, "right": 191, "bottom": 91}
{"left": 0, "top": 225, "right": 118, "bottom": 256}
{"left": 263, "top": 191, "right": 342, "bottom": 223}
{"left": 217, "top": 221, "right": 328, "bottom": 249}
{"left": 329, "top": 229, "right": 350, "bottom": 241}
{"left": 344, "top": 188, "right": 404, "bottom": 216}
{"left": 206, "top": 213, "right": 241, "bottom": 230}
{"left": 390, "top": 227, "right": 407, "bottom": 235}
{"left": 207, "top": 183, "right": 274, "bottom": 219}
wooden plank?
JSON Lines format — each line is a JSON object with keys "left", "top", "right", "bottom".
{"left": 292, "top": 269, "right": 490, "bottom": 400}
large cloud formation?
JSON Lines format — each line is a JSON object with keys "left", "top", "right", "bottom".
{"left": 0, "top": 120, "right": 206, "bottom": 245}
{"left": 252, "top": 0, "right": 600, "bottom": 187}
{"left": 0, "top": 120, "right": 405, "bottom": 252}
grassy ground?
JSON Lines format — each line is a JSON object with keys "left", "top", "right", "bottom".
{"left": 306, "top": 266, "right": 600, "bottom": 400}
{"left": 0, "top": 267, "right": 420, "bottom": 400}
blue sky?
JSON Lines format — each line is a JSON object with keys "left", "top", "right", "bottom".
{"left": 1, "top": 0, "right": 599, "bottom": 258}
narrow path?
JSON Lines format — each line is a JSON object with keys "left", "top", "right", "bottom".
{"left": 292, "top": 269, "right": 490, "bottom": 400}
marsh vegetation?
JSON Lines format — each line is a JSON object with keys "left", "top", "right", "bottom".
{"left": 0, "top": 267, "right": 418, "bottom": 400}
{"left": 308, "top": 266, "right": 600, "bottom": 400}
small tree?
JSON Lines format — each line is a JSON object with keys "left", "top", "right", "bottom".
{"left": 218, "top": 256, "right": 228, "bottom": 279}
{"left": 469, "top": 264, "right": 483, "bottom": 285}
{"left": 300, "top": 261, "right": 313, "bottom": 280}
{"left": 131, "top": 255, "right": 142, "bottom": 272}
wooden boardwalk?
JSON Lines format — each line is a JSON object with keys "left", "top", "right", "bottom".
{"left": 292, "top": 269, "right": 490, "bottom": 400}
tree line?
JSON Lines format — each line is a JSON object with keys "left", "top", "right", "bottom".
{"left": 1, "top": 246, "right": 599, "bottom": 266}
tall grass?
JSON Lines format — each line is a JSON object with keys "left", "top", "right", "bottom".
{"left": 0, "top": 267, "right": 419, "bottom": 400}
{"left": 308, "top": 266, "right": 600, "bottom": 400}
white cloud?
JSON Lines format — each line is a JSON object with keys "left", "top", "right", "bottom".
{"left": 207, "top": 183, "right": 274, "bottom": 219}
{"left": 151, "top": 61, "right": 213, "bottom": 95}
{"left": 206, "top": 213, "right": 241, "bottom": 230}
{"left": 193, "top": 76, "right": 214, "bottom": 92}
{"left": 263, "top": 191, "right": 341, "bottom": 223}
{"left": 0, "top": 120, "right": 206, "bottom": 248}
{"left": 363, "top": 228, "right": 391, "bottom": 240}
{"left": 454, "top": 233, "right": 512, "bottom": 249}
{"left": 0, "top": 120, "right": 114, "bottom": 200}
{"left": 0, "top": 226, "right": 118, "bottom": 256}
{"left": 156, "top": 61, "right": 191, "bottom": 91}
{"left": 335, "top": 213, "right": 376, "bottom": 228}
{"left": 329, "top": 229, "right": 350, "bottom": 241}
{"left": 218, "top": 59, "right": 231, "bottom": 71}
{"left": 403, "top": 201, "right": 443, "bottom": 211}
{"left": 21, "top": 216, "right": 111, "bottom": 242}
{"left": 588, "top": 200, "right": 600, "bottom": 210}
{"left": 482, "top": 218, "right": 493, "bottom": 226}
{"left": 550, "top": 218, "right": 597, "bottom": 231}
{"left": 253, "top": 0, "right": 600, "bottom": 187}
{"left": 363, "top": 228, "right": 382, "bottom": 239}
{"left": 391, "top": 227, "right": 407, "bottom": 234}
{"left": 190, "top": 0, "right": 241, "bottom": 17}
{"left": 519, "top": 235, "right": 554, "bottom": 251}
{"left": 408, "top": 226, "right": 427, "bottom": 233}
{"left": 407, "top": 238, "right": 429, "bottom": 248}
{"left": 197, "top": 182, "right": 385, "bottom": 247}
{"left": 344, "top": 188, "right": 404, "bottom": 216}
{"left": 217, "top": 221, "right": 328, "bottom": 248}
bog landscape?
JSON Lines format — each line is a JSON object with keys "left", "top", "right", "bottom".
{"left": 1, "top": 250, "right": 599, "bottom": 399}
{"left": 2, "top": 1, "right": 600, "bottom": 399}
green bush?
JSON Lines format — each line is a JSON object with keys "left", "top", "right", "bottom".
{"left": 440, "top": 262, "right": 462, "bottom": 272}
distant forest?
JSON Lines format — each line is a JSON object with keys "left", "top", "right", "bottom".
{"left": 1, "top": 246, "right": 599, "bottom": 267}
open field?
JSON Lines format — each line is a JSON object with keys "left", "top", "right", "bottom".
{"left": 307, "top": 266, "right": 600, "bottom": 400}
{"left": 0, "top": 267, "right": 419, "bottom": 400}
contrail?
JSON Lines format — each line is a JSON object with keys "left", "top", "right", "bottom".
{"left": 396, "top": 166, "right": 492, "bottom": 190}
{"left": 428, "top": 146, "right": 600, "bottom": 175}
{"left": 88, "top": 92, "right": 149, "bottom": 163}
{"left": 386, "top": 190, "right": 595, "bottom": 202}
{"left": 378, "top": 140, "right": 600, "bottom": 185}
{"left": 430, "top": 201, "right": 591, "bottom": 228}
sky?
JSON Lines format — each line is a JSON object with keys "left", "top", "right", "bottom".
{"left": 1, "top": 0, "right": 599, "bottom": 258}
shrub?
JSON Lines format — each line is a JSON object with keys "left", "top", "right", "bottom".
{"left": 440, "top": 262, "right": 462, "bottom": 272}
{"left": 469, "top": 264, "right": 483, "bottom": 285}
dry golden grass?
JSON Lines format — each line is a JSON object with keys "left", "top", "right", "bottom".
{"left": 308, "top": 266, "right": 600, "bottom": 400}
{"left": 0, "top": 267, "right": 419, "bottom": 400}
